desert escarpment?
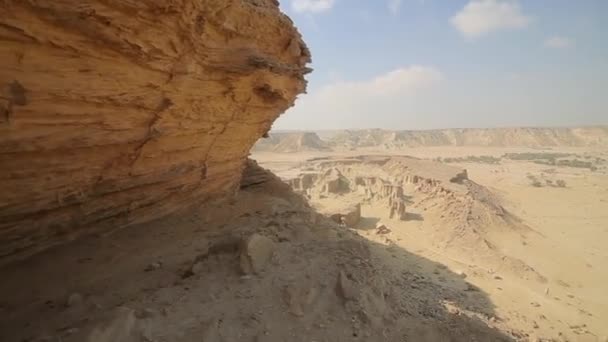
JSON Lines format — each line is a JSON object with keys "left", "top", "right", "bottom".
{"left": 328, "top": 127, "right": 608, "bottom": 148}
{"left": 255, "top": 126, "right": 608, "bottom": 152}
{"left": 0, "top": 0, "right": 310, "bottom": 261}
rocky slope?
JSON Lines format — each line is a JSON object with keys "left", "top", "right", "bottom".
{"left": 0, "top": 0, "right": 310, "bottom": 261}
{"left": 0, "top": 163, "right": 515, "bottom": 342}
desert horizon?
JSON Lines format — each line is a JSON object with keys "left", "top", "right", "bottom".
{"left": 1, "top": 1, "right": 607, "bottom": 342}
{"left": 251, "top": 133, "right": 608, "bottom": 341}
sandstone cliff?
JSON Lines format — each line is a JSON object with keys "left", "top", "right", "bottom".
{"left": 0, "top": 0, "right": 310, "bottom": 261}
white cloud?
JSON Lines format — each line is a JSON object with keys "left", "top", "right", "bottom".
{"left": 292, "top": 0, "right": 335, "bottom": 13}
{"left": 544, "top": 36, "right": 573, "bottom": 49}
{"left": 278, "top": 66, "right": 443, "bottom": 129}
{"left": 322, "top": 66, "right": 443, "bottom": 96}
{"left": 388, "top": 0, "right": 402, "bottom": 15}
{"left": 450, "top": 0, "right": 530, "bottom": 38}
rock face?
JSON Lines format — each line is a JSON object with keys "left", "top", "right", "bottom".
{"left": 0, "top": 0, "right": 310, "bottom": 261}
{"left": 239, "top": 233, "right": 276, "bottom": 275}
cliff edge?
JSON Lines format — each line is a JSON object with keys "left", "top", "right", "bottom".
{"left": 0, "top": 0, "right": 310, "bottom": 261}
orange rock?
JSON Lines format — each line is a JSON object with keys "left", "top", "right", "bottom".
{"left": 0, "top": 0, "right": 310, "bottom": 262}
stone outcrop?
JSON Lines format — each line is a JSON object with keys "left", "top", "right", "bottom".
{"left": 287, "top": 162, "right": 409, "bottom": 221}
{"left": 355, "top": 177, "right": 407, "bottom": 220}
{"left": 288, "top": 172, "right": 319, "bottom": 193}
{"left": 328, "top": 203, "right": 361, "bottom": 227}
{"left": 0, "top": 0, "right": 310, "bottom": 261}
{"left": 384, "top": 187, "right": 407, "bottom": 220}
{"left": 322, "top": 168, "right": 350, "bottom": 194}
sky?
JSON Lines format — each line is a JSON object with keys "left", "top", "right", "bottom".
{"left": 273, "top": 0, "right": 608, "bottom": 130}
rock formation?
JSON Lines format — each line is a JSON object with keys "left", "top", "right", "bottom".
{"left": 322, "top": 168, "right": 350, "bottom": 194}
{"left": 0, "top": 0, "right": 310, "bottom": 261}
{"left": 288, "top": 172, "right": 318, "bottom": 193}
{"left": 286, "top": 159, "right": 410, "bottom": 222}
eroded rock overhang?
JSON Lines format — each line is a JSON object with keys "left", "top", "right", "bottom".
{"left": 0, "top": 0, "right": 311, "bottom": 261}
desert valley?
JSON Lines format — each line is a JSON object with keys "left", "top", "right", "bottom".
{"left": 1, "top": 1, "right": 607, "bottom": 342}
{"left": 253, "top": 126, "right": 608, "bottom": 341}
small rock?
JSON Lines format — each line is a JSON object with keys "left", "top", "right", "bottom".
{"left": 455, "top": 270, "right": 467, "bottom": 279}
{"left": 135, "top": 308, "right": 157, "bottom": 319}
{"left": 493, "top": 275, "right": 503, "bottom": 280}
{"left": 532, "top": 321, "right": 539, "bottom": 329}
{"left": 33, "top": 334, "right": 57, "bottom": 342}
{"left": 465, "top": 283, "right": 478, "bottom": 292}
{"left": 531, "top": 301, "right": 541, "bottom": 307}
{"left": 144, "top": 261, "right": 162, "bottom": 272}
{"left": 65, "top": 328, "right": 79, "bottom": 335}
{"left": 239, "top": 234, "right": 276, "bottom": 275}
{"left": 190, "top": 261, "right": 204, "bottom": 275}
{"left": 86, "top": 307, "right": 136, "bottom": 342}
{"left": 375, "top": 223, "right": 391, "bottom": 235}
{"left": 66, "top": 293, "right": 84, "bottom": 308}
{"left": 336, "top": 271, "right": 357, "bottom": 301}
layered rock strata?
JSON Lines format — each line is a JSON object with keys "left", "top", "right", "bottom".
{"left": 0, "top": 0, "right": 310, "bottom": 261}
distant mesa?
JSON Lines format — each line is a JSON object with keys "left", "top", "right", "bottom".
{"left": 255, "top": 126, "right": 608, "bottom": 151}
{"left": 254, "top": 131, "right": 330, "bottom": 152}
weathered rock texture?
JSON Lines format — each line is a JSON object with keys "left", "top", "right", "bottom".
{"left": 0, "top": 0, "right": 310, "bottom": 261}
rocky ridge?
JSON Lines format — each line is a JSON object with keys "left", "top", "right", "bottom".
{"left": 255, "top": 126, "right": 608, "bottom": 152}
{"left": 285, "top": 155, "right": 546, "bottom": 283}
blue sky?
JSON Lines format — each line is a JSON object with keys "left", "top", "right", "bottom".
{"left": 274, "top": 0, "right": 608, "bottom": 130}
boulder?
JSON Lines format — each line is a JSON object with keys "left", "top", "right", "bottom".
{"left": 86, "top": 307, "right": 137, "bottom": 342}
{"left": 328, "top": 203, "right": 361, "bottom": 227}
{"left": 239, "top": 234, "right": 276, "bottom": 275}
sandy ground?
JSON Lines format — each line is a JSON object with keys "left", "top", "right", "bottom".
{"left": 0, "top": 163, "right": 517, "bottom": 342}
{"left": 1, "top": 147, "right": 605, "bottom": 341}
{"left": 253, "top": 147, "right": 608, "bottom": 342}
